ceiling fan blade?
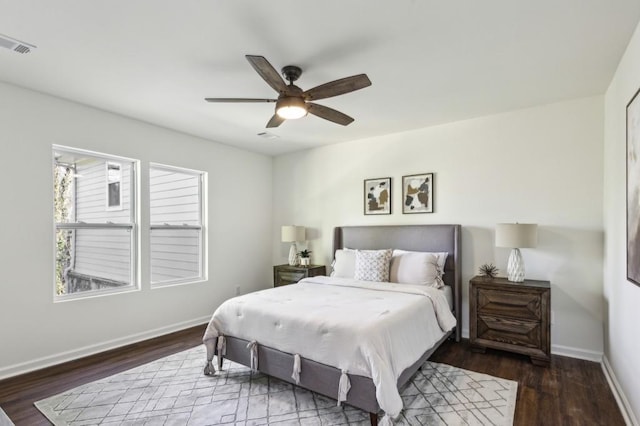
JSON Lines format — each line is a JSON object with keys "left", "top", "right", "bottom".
{"left": 307, "top": 103, "right": 354, "bottom": 126}
{"left": 246, "top": 55, "right": 287, "bottom": 94}
{"left": 303, "top": 74, "right": 371, "bottom": 101}
{"left": 266, "top": 114, "right": 286, "bottom": 128}
{"left": 204, "top": 98, "right": 276, "bottom": 103}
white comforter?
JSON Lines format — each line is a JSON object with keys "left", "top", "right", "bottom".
{"left": 202, "top": 276, "right": 456, "bottom": 421}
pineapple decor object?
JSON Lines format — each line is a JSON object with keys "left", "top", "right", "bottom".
{"left": 479, "top": 263, "right": 499, "bottom": 278}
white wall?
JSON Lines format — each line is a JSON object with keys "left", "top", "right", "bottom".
{"left": 0, "top": 82, "right": 273, "bottom": 378}
{"left": 273, "top": 96, "right": 605, "bottom": 360}
{"left": 603, "top": 19, "right": 640, "bottom": 425}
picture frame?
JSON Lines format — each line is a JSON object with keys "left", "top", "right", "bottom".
{"left": 364, "top": 177, "right": 391, "bottom": 215}
{"left": 402, "top": 173, "right": 434, "bottom": 214}
{"left": 627, "top": 87, "right": 640, "bottom": 286}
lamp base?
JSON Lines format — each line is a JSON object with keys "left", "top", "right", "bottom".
{"left": 288, "top": 243, "right": 299, "bottom": 266}
{"left": 507, "top": 248, "right": 525, "bottom": 282}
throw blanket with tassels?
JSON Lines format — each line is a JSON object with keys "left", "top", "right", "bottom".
{"left": 202, "top": 276, "right": 456, "bottom": 422}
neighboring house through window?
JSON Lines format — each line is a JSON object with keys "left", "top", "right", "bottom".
{"left": 149, "top": 163, "right": 206, "bottom": 287}
{"left": 106, "top": 162, "right": 122, "bottom": 210}
{"left": 53, "top": 145, "right": 138, "bottom": 300}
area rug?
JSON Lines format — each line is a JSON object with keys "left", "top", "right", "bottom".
{"left": 35, "top": 345, "right": 517, "bottom": 425}
{"left": 0, "top": 407, "right": 14, "bottom": 426}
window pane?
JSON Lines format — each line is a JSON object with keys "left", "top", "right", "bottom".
{"left": 53, "top": 151, "right": 132, "bottom": 224}
{"left": 108, "top": 181, "right": 120, "bottom": 208}
{"left": 150, "top": 164, "right": 204, "bottom": 286}
{"left": 106, "top": 162, "right": 122, "bottom": 210}
{"left": 150, "top": 168, "right": 200, "bottom": 225}
{"left": 55, "top": 227, "right": 132, "bottom": 296}
{"left": 150, "top": 228, "right": 201, "bottom": 283}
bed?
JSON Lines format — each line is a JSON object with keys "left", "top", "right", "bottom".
{"left": 202, "top": 224, "right": 461, "bottom": 425}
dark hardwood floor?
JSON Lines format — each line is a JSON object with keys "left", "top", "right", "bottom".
{"left": 429, "top": 340, "right": 625, "bottom": 426}
{"left": 0, "top": 325, "right": 624, "bottom": 425}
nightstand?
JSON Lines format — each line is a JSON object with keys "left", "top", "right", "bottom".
{"left": 469, "top": 275, "right": 551, "bottom": 366}
{"left": 273, "top": 264, "right": 326, "bottom": 287}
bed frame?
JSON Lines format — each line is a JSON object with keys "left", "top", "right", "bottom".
{"left": 214, "top": 224, "right": 462, "bottom": 425}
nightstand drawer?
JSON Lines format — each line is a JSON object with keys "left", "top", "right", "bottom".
{"left": 477, "top": 314, "right": 541, "bottom": 348}
{"left": 477, "top": 288, "right": 541, "bottom": 321}
{"left": 273, "top": 265, "right": 326, "bottom": 287}
{"left": 278, "top": 271, "right": 305, "bottom": 284}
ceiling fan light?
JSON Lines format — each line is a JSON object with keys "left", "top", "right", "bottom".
{"left": 276, "top": 97, "right": 307, "bottom": 119}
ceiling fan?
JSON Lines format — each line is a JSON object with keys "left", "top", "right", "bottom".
{"left": 205, "top": 55, "right": 372, "bottom": 128}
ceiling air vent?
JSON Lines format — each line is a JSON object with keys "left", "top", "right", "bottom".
{"left": 0, "top": 33, "right": 36, "bottom": 54}
{"left": 257, "top": 132, "right": 279, "bottom": 139}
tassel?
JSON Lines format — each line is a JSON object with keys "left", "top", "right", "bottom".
{"left": 434, "top": 254, "right": 445, "bottom": 288}
{"left": 247, "top": 340, "right": 259, "bottom": 371}
{"left": 291, "top": 354, "right": 301, "bottom": 384}
{"left": 217, "top": 336, "right": 227, "bottom": 356}
{"left": 203, "top": 361, "right": 215, "bottom": 376}
{"left": 337, "top": 369, "right": 351, "bottom": 406}
{"left": 202, "top": 338, "right": 217, "bottom": 376}
{"left": 379, "top": 414, "right": 394, "bottom": 425}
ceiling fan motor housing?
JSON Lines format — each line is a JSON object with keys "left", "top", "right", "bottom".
{"left": 281, "top": 65, "right": 302, "bottom": 83}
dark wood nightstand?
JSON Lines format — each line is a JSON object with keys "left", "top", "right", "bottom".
{"left": 469, "top": 275, "right": 551, "bottom": 366}
{"left": 273, "top": 264, "right": 326, "bottom": 287}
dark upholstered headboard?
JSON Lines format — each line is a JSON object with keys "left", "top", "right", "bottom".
{"left": 333, "top": 224, "right": 462, "bottom": 342}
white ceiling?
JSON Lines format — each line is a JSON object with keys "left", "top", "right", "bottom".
{"left": 1, "top": 1, "right": 639, "bottom": 156}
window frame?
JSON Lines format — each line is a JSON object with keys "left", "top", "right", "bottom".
{"left": 149, "top": 162, "right": 207, "bottom": 288}
{"left": 52, "top": 145, "right": 139, "bottom": 302}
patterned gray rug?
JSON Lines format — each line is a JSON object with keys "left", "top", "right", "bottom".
{"left": 35, "top": 345, "right": 517, "bottom": 425}
{"left": 0, "top": 407, "right": 14, "bottom": 426}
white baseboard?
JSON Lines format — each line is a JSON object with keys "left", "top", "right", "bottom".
{"left": 551, "top": 344, "right": 603, "bottom": 362}
{"left": 0, "top": 316, "right": 210, "bottom": 381}
{"left": 602, "top": 355, "right": 639, "bottom": 426}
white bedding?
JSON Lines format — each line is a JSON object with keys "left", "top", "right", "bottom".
{"left": 202, "top": 276, "right": 456, "bottom": 421}
{"left": 443, "top": 285, "right": 453, "bottom": 310}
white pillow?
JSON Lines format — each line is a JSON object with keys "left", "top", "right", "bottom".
{"left": 331, "top": 248, "right": 356, "bottom": 278}
{"left": 389, "top": 250, "right": 448, "bottom": 288}
{"left": 354, "top": 249, "right": 393, "bottom": 282}
{"left": 393, "top": 249, "right": 448, "bottom": 272}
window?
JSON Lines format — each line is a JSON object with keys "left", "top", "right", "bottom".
{"left": 53, "top": 146, "right": 138, "bottom": 300}
{"left": 106, "top": 162, "right": 122, "bottom": 210}
{"left": 149, "top": 163, "right": 206, "bottom": 286}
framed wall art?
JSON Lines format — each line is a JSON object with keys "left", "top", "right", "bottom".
{"left": 364, "top": 177, "right": 391, "bottom": 215}
{"left": 627, "top": 87, "right": 640, "bottom": 286}
{"left": 402, "top": 173, "right": 433, "bottom": 214}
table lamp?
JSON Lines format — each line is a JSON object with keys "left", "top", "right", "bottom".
{"left": 495, "top": 223, "right": 538, "bottom": 282}
{"left": 281, "top": 225, "right": 306, "bottom": 266}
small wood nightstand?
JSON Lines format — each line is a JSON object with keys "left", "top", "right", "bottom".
{"left": 273, "top": 264, "right": 326, "bottom": 287}
{"left": 469, "top": 275, "right": 551, "bottom": 366}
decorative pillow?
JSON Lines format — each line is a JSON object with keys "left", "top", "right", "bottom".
{"left": 354, "top": 249, "right": 393, "bottom": 282}
{"left": 330, "top": 248, "right": 356, "bottom": 278}
{"left": 389, "top": 250, "right": 448, "bottom": 288}
{"left": 392, "top": 250, "right": 448, "bottom": 273}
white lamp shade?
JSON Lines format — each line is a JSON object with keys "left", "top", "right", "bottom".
{"left": 281, "top": 225, "right": 306, "bottom": 242}
{"left": 495, "top": 223, "right": 538, "bottom": 248}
